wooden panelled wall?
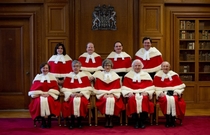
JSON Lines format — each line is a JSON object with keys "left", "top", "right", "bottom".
{"left": 0, "top": 0, "right": 210, "bottom": 109}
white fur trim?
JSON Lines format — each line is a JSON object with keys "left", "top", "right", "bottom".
{"left": 107, "top": 51, "right": 131, "bottom": 59}
{"left": 121, "top": 86, "right": 155, "bottom": 99}
{"left": 105, "top": 97, "right": 115, "bottom": 115}
{"left": 166, "top": 95, "right": 176, "bottom": 116}
{"left": 73, "top": 97, "right": 81, "bottom": 117}
{"left": 48, "top": 54, "right": 72, "bottom": 62}
{"left": 40, "top": 96, "right": 50, "bottom": 117}
{"left": 135, "top": 47, "right": 162, "bottom": 59}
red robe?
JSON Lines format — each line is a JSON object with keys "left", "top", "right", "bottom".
{"left": 107, "top": 51, "right": 132, "bottom": 73}
{"left": 153, "top": 70, "right": 186, "bottom": 119}
{"left": 48, "top": 54, "right": 72, "bottom": 78}
{"left": 78, "top": 52, "right": 103, "bottom": 73}
{"left": 135, "top": 47, "right": 163, "bottom": 73}
{"left": 28, "top": 73, "right": 61, "bottom": 120}
{"left": 61, "top": 72, "right": 92, "bottom": 118}
{"left": 93, "top": 71, "right": 125, "bottom": 116}
{"left": 122, "top": 70, "right": 155, "bottom": 115}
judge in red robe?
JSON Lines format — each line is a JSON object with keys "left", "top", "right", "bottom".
{"left": 28, "top": 62, "right": 61, "bottom": 128}
{"left": 92, "top": 59, "right": 124, "bottom": 128}
{"left": 48, "top": 43, "right": 72, "bottom": 86}
{"left": 122, "top": 59, "right": 155, "bottom": 129}
{"left": 107, "top": 41, "right": 132, "bottom": 79}
{"left": 61, "top": 60, "right": 92, "bottom": 129}
{"left": 153, "top": 61, "right": 186, "bottom": 127}
{"left": 78, "top": 42, "right": 103, "bottom": 73}
{"left": 135, "top": 37, "right": 163, "bottom": 78}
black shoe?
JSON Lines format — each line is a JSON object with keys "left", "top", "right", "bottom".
{"left": 109, "top": 116, "right": 113, "bottom": 128}
{"left": 105, "top": 122, "right": 109, "bottom": 128}
{"left": 41, "top": 118, "right": 47, "bottom": 128}
{"left": 134, "top": 122, "right": 139, "bottom": 129}
{"left": 69, "top": 124, "right": 74, "bottom": 129}
{"left": 140, "top": 122, "right": 145, "bottom": 129}
{"left": 47, "top": 116, "right": 51, "bottom": 128}
{"left": 165, "top": 115, "right": 170, "bottom": 128}
{"left": 165, "top": 123, "right": 169, "bottom": 128}
{"left": 170, "top": 116, "right": 176, "bottom": 127}
{"left": 78, "top": 124, "right": 83, "bottom": 129}
{"left": 105, "top": 115, "right": 109, "bottom": 128}
{"left": 41, "top": 124, "right": 47, "bottom": 128}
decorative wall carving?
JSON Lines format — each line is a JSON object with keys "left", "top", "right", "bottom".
{"left": 92, "top": 4, "right": 117, "bottom": 30}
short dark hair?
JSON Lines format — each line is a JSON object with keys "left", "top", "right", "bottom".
{"left": 142, "top": 37, "right": 152, "bottom": 43}
{"left": 114, "top": 41, "right": 123, "bottom": 47}
{"left": 40, "top": 62, "right": 50, "bottom": 72}
{"left": 54, "top": 43, "right": 66, "bottom": 55}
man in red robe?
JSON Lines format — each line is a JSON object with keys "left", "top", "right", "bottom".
{"left": 122, "top": 59, "right": 155, "bottom": 129}
{"left": 153, "top": 61, "right": 186, "bottom": 127}
{"left": 28, "top": 62, "right": 61, "bottom": 128}
{"left": 78, "top": 42, "right": 103, "bottom": 73}
{"left": 61, "top": 60, "right": 92, "bottom": 129}
{"left": 135, "top": 37, "right": 163, "bottom": 78}
{"left": 107, "top": 41, "right": 132, "bottom": 78}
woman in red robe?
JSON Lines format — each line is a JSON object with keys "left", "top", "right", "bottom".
{"left": 92, "top": 59, "right": 125, "bottom": 128}
{"left": 28, "top": 62, "right": 61, "bottom": 128}
{"left": 48, "top": 43, "right": 72, "bottom": 87}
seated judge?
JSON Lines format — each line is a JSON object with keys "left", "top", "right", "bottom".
{"left": 153, "top": 61, "right": 186, "bottom": 127}
{"left": 78, "top": 42, "right": 103, "bottom": 74}
{"left": 107, "top": 41, "right": 132, "bottom": 80}
{"left": 28, "top": 62, "right": 61, "bottom": 128}
{"left": 61, "top": 60, "right": 92, "bottom": 129}
{"left": 48, "top": 43, "right": 72, "bottom": 87}
{"left": 91, "top": 59, "right": 124, "bottom": 128}
{"left": 122, "top": 59, "right": 155, "bottom": 129}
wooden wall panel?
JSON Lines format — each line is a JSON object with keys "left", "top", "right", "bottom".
{"left": 45, "top": 3, "right": 69, "bottom": 36}
{"left": 75, "top": 0, "right": 134, "bottom": 59}
{"left": 140, "top": 4, "right": 163, "bottom": 35}
{"left": 139, "top": 4, "right": 165, "bottom": 60}
{"left": 182, "top": 83, "right": 197, "bottom": 104}
{"left": 198, "top": 85, "right": 210, "bottom": 103}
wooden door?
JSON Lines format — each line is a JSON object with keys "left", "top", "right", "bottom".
{"left": 0, "top": 18, "right": 31, "bottom": 109}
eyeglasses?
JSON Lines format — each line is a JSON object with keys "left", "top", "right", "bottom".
{"left": 104, "top": 64, "right": 111, "bottom": 67}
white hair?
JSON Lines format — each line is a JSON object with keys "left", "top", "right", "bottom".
{"left": 132, "top": 59, "right": 144, "bottom": 68}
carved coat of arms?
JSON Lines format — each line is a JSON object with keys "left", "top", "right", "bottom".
{"left": 92, "top": 4, "right": 117, "bottom": 30}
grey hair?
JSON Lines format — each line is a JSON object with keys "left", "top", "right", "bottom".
{"left": 102, "top": 59, "right": 113, "bottom": 68}
{"left": 132, "top": 59, "right": 144, "bottom": 68}
{"left": 72, "top": 60, "right": 82, "bottom": 67}
{"left": 161, "top": 61, "right": 170, "bottom": 67}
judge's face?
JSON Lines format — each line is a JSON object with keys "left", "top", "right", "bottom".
{"left": 57, "top": 45, "right": 64, "bottom": 55}
{"left": 104, "top": 64, "right": 112, "bottom": 72}
{"left": 72, "top": 63, "right": 81, "bottom": 74}
{"left": 86, "top": 43, "right": 95, "bottom": 55}
{"left": 114, "top": 42, "right": 123, "bottom": 54}
{"left": 161, "top": 62, "right": 170, "bottom": 74}
{"left": 133, "top": 61, "right": 142, "bottom": 73}
{"left": 143, "top": 39, "right": 151, "bottom": 51}
{"left": 41, "top": 64, "right": 49, "bottom": 75}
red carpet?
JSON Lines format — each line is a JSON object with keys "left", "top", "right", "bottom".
{"left": 0, "top": 116, "right": 210, "bottom": 135}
